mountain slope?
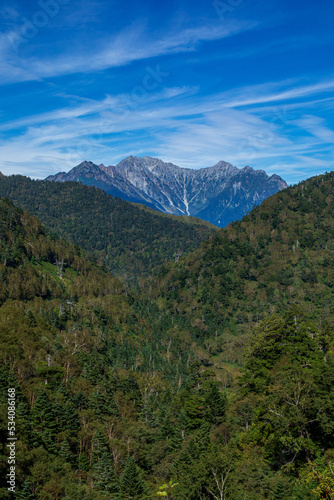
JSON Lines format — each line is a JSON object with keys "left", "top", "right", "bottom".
{"left": 151, "top": 170, "right": 334, "bottom": 361}
{"left": 46, "top": 156, "right": 288, "bottom": 227}
{"left": 0, "top": 175, "right": 216, "bottom": 279}
{"left": 1, "top": 192, "right": 333, "bottom": 499}
{"left": 0, "top": 197, "right": 201, "bottom": 497}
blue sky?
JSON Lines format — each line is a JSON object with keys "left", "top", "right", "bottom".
{"left": 0, "top": 0, "right": 333, "bottom": 182}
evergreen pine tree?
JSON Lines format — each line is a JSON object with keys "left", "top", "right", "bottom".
{"left": 94, "top": 451, "right": 119, "bottom": 494}
{"left": 159, "top": 414, "right": 173, "bottom": 440}
{"left": 274, "top": 480, "right": 286, "bottom": 500}
{"left": 205, "top": 385, "right": 227, "bottom": 425}
{"left": 196, "top": 421, "right": 211, "bottom": 453}
{"left": 92, "top": 428, "right": 108, "bottom": 462}
{"left": 59, "top": 438, "right": 72, "bottom": 464}
{"left": 169, "top": 419, "right": 184, "bottom": 452}
{"left": 31, "top": 388, "right": 57, "bottom": 436}
{"left": 90, "top": 429, "right": 119, "bottom": 493}
{"left": 72, "top": 391, "right": 88, "bottom": 411}
{"left": 124, "top": 376, "right": 142, "bottom": 407}
{"left": 78, "top": 452, "right": 90, "bottom": 472}
{"left": 178, "top": 409, "right": 187, "bottom": 440}
{"left": 40, "top": 428, "right": 57, "bottom": 454}
{"left": 16, "top": 401, "right": 32, "bottom": 444}
{"left": 62, "top": 402, "right": 80, "bottom": 433}
{"left": 120, "top": 456, "right": 146, "bottom": 499}
{"left": 184, "top": 394, "right": 204, "bottom": 429}
{"left": 107, "top": 394, "right": 121, "bottom": 417}
{"left": 17, "top": 481, "right": 35, "bottom": 499}
{"left": 27, "top": 309, "right": 37, "bottom": 327}
{"left": 89, "top": 391, "right": 119, "bottom": 417}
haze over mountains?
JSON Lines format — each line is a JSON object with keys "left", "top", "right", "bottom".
{"left": 46, "top": 156, "right": 288, "bottom": 227}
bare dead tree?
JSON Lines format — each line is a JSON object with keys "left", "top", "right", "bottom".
{"left": 206, "top": 466, "right": 231, "bottom": 500}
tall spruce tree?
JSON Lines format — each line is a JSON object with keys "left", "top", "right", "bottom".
{"left": 120, "top": 456, "right": 146, "bottom": 499}
{"left": 17, "top": 481, "right": 35, "bottom": 499}
{"left": 59, "top": 439, "right": 72, "bottom": 465}
{"left": 205, "top": 385, "right": 227, "bottom": 425}
{"left": 274, "top": 480, "right": 286, "bottom": 499}
{"left": 31, "top": 388, "right": 57, "bottom": 436}
{"left": 94, "top": 451, "right": 119, "bottom": 495}
{"left": 91, "top": 428, "right": 119, "bottom": 494}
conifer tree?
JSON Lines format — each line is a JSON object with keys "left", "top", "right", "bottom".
{"left": 78, "top": 452, "right": 90, "bottom": 472}
{"left": 59, "top": 439, "right": 72, "bottom": 464}
{"left": 94, "top": 451, "right": 119, "bottom": 494}
{"left": 16, "top": 401, "right": 32, "bottom": 443}
{"left": 159, "top": 414, "right": 173, "bottom": 440}
{"left": 124, "top": 376, "right": 142, "bottom": 408}
{"left": 91, "top": 428, "right": 108, "bottom": 462}
{"left": 169, "top": 425, "right": 183, "bottom": 452}
{"left": 120, "top": 456, "right": 146, "bottom": 499}
{"left": 62, "top": 402, "right": 80, "bottom": 433}
{"left": 273, "top": 480, "right": 286, "bottom": 499}
{"left": 89, "top": 392, "right": 108, "bottom": 417}
{"left": 196, "top": 421, "right": 211, "bottom": 453}
{"left": 108, "top": 395, "right": 121, "bottom": 417}
{"left": 17, "top": 481, "right": 35, "bottom": 499}
{"left": 41, "top": 428, "right": 57, "bottom": 454}
{"left": 72, "top": 391, "right": 88, "bottom": 411}
{"left": 27, "top": 309, "right": 37, "bottom": 327}
{"left": 178, "top": 409, "right": 187, "bottom": 439}
{"left": 205, "top": 385, "right": 227, "bottom": 425}
{"left": 31, "top": 388, "right": 56, "bottom": 436}
{"left": 91, "top": 428, "right": 119, "bottom": 493}
{"left": 184, "top": 394, "right": 205, "bottom": 429}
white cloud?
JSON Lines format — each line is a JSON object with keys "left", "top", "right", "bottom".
{"left": 0, "top": 20, "right": 255, "bottom": 85}
{"left": 222, "top": 80, "right": 334, "bottom": 108}
{"left": 294, "top": 115, "right": 334, "bottom": 143}
{"left": 0, "top": 77, "right": 333, "bottom": 181}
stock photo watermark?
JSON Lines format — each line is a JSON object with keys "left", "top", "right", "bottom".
{"left": 7, "top": 387, "right": 16, "bottom": 493}
{"left": 213, "top": 0, "right": 244, "bottom": 21}
{"left": 6, "top": 0, "right": 70, "bottom": 51}
{"left": 237, "top": 106, "right": 289, "bottom": 161}
{"left": 63, "top": 64, "right": 170, "bottom": 167}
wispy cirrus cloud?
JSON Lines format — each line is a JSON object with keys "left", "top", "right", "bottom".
{"left": 0, "top": 76, "right": 333, "bottom": 182}
{"left": 0, "top": 0, "right": 333, "bottom": 185}
{"left": 0, "top": 19, "right": 255, "bottom": 85}
{"left": 221, "top": 79, "right": 334, "bottom": 108}
{"left": 294, "top": 115, "right": 334, "bottom": 143}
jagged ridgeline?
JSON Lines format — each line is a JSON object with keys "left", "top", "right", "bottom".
{"left": 0, "top": 175, "right": 216, "bottom": 280}
{"left": 46, "top": 157, "right": 288, "bottom": 227}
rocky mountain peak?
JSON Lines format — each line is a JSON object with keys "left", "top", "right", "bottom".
{"left": 46, "top": 156, "right": 288, "bottom": 227}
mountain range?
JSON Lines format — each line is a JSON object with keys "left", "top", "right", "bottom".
{"left": 0, "top": 174, "right": 215, "bottom": 279}
{"left": 46, "top": 156, "right": 288, "bottom": 227}
{"left": 1, "top": 169, "right": 334, "bottom": 498}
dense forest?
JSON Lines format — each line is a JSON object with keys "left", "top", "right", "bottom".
{"left": 0, "top": 175, "right": 215, "bottom": 280}
{"left": 1, "top": 171, "right": 334, "bottom": 499}
{"left": 150, "top": 171, "right": 334, "bottom": 363}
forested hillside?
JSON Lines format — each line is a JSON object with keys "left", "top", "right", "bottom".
{"left": 0, "top": 198, "right": 204, "bottom": 498}
{"left": 0, "top": 175, "right": 216, "bottom": 280}
{"left": 1, "top": 170, "right": 334, "bottom": 499}
{"left": 151, "top": 171, "right": 334, "bottom": 361}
